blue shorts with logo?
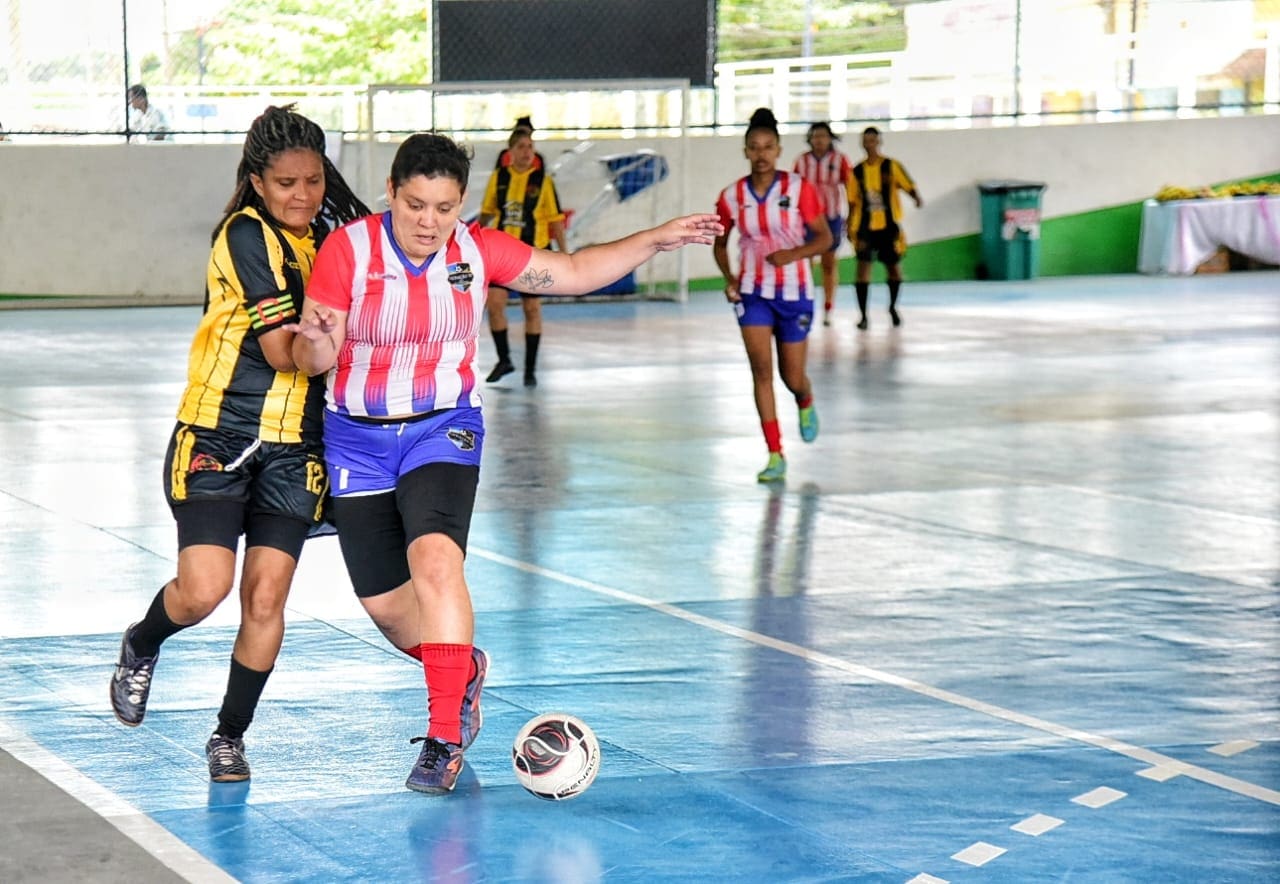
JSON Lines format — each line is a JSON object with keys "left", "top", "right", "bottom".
{"left": 323, "top": 406, "right": 485, "bottom": 497}
{"left": 734, "top": 294, "right": 814, "bottom": 343}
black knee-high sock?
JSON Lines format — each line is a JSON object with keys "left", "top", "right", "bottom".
{"left": 855, "top": 283, "right": 869, "bottom": 319}
{"left": 129, "top": 586, "right": 186, "bottom": 657}
{"left": 524, "top": 333, "right": 541, "bottom": 373}
{"left": 492, "top": 328, "right": 510, "bottom": 363}
{"left": 888, "top": 279, "right": 902, "bottom": 309}
{"left": 215, "top": 657, "right": 272, "bottom": 740}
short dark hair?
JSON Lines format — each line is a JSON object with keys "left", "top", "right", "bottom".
{"left": 806, "top": 121, "right": 838, "bottom": 144}
{"left": 390, "top": 132, "right": 473, "bottom": 193}
{"left": 863, "top": 126, "right": 881, "bottom": 136}
{"left": 127, "top": 84, "right": 147, "bottom": 101}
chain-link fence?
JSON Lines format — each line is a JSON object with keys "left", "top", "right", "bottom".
{"left": 1, "top": 1, "right": 1277, "bottom": 142}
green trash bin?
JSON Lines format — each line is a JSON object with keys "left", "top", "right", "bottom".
{"left": 978, "top": 180, "right": 1047, "bottom": 280}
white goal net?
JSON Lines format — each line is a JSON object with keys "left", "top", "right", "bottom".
{"left": 366, "top": 79, "right": 693, "bottom": 300}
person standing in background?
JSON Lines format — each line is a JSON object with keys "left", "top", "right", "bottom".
{"left": 848, "top": 126, "right": 922, "bottom": 329}
{"left": 127, "top": 85, "right": 172, "bottom": 142}
{"left": 480, "top": 122, "right": 568, "bottom": 388}
{"left": 793, "top": 122, "right": 852, "bottom": 327}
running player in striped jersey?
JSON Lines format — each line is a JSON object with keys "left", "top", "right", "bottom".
{"left": 109, "top": 106, "right": 370, "bottom": 783}
{"left": 793, "top": 122, "right": 853, "bottom": 326}
{"left": 714, "top": 107, "right": 832, "bottom": 484}
{"left": 289, "top": 132, "right": 722, "bottom": 795}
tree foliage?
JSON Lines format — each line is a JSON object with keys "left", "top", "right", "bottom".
{"left": 162, "top": 0, "right": 904, "bottom": 85}
{"left": 718, "top": 0, "right": 905, "bottom": 62}
{"left": 169, "top": 0, "right": 430, "bottom": 86}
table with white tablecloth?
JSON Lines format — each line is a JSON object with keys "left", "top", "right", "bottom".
{"left": 1137, "top": 195, "right": 1280, "bottom": 274}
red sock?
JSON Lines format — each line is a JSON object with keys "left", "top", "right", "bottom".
{"left": 421, "top": 643, "right": 472, "bottom": 746}
{"left": 402, "top": 643, "right": 477, "bottom": 680}
{"left": 762, "top": 419, "right": 782, "bottom": 454}
{"left": 796, "top": 393, "right": 813, "bottom": 409}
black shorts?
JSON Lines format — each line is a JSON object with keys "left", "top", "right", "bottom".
{"left": 854, "top": 226, "right": 904, "bottom": 265}
{"left": 163, "top": 422, "right": 326, "bottom": 555}
{"left": 331, "top": 461, "right": 479, "bottom": 598}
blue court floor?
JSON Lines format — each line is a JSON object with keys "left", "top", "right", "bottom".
{"left": 0, "top": 272, "right": 1277, "bottom": 883}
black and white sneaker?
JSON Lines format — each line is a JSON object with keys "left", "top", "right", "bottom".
{"left": 206, "top": 734, "right": 251, "bottom": 782}
{"left": 109, "top": 625, "right": 157, "bottom": 727}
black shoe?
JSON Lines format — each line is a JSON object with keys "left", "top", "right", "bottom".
{"left": 110, "top": 625, "right": 157, "bottom": 727}
{"left": 890, "top": 308, "right": 901, "bottom": 327}
{"left": 523, "top": 371, "right": 537, "bottom": 388}
{"left": 485, "top": 360, "right": 515, "bottom": 383}
{"left": 856, "top": 317, "right": 868, "bottom": 330}
{"left": 206, "top": 733, "right": 251, "bottom": 782}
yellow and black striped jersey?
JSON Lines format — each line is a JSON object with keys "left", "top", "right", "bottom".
{"left": 481, "top": 165, "right": 564, "bottom": 248}
{"left": 176, "top": 207, "right": 323, "bottom": 444}
{"left": 848, "top": 157, "right": 916, "bottom": 234}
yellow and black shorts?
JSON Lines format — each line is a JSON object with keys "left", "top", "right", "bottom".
{"left": 163, "top": 422, "right": 327, "bottom": 557}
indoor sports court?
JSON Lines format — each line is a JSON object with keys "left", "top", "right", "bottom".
{"left": 1, "top": 270, "right": 1277, "bottom": 882}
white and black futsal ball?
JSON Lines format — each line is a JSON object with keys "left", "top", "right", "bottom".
{"left": 511, "top": 712, "right": 601, "bottom": 801}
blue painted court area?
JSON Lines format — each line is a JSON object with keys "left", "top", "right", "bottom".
{"left": 0, "top": 272, "right": 1277, "bottom": 882}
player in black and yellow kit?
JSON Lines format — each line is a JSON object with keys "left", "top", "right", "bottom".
{"left": 481, "top": 122, "right": 568, "bottom": 387}
{"left": 848, "top": 126, "right": 922, "bottom": 330}
{"left": 110, "top": 105, "right": 369, "bottom": 782}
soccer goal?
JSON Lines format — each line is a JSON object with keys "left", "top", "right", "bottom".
{"left": 365, "top": 79, "right": 694, "bottom": 301}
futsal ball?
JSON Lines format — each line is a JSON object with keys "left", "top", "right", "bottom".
{"left": 512, "top": 712, "right": 601, "bottom": 801}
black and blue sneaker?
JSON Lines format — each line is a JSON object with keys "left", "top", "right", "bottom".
{"left": 206, "top": 734, "right": 251, "bottom": 783}
{"left": 109, "top": 624, "right": 157, "bottom": 727}
{"left": 405, "top": 737, "right": 464, "bottom": 794}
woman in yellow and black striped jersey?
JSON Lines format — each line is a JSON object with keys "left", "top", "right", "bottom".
{"left": 109, "top": 105, "right": 369, "bottom": 784}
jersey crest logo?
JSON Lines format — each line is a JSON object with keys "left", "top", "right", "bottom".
{"left": 446, "top": 428, "right": 477, "bottom": 451}
{"left": 189, "top": 453, "right": 224, "bottom": 472}
{"left": 447, "top": 263, "right": 474, "bottom": 292}
{"left": 778, "top": 195, "right": 792, "bottom": 209}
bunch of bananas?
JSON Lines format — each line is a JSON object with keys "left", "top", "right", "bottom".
{"left": 1156, "top": 181, "right": 1280, "bottom": 202}
{"left": 1154, "top": 185, "right": 1201, "bottom": 202}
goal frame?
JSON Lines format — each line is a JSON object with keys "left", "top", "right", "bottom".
{"left": 364, "top": 78, "right": 694, "bottom": 301}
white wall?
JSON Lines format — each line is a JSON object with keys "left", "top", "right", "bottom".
{"left": 1, "top": 115, "right": 1277, "bottom": 300}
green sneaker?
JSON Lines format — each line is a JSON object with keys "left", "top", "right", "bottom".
{"left": 756, "top": 452, "right": 787, "bottom": 483}
{"left": 798, "top": 404, "right": 819, "bottom": 443}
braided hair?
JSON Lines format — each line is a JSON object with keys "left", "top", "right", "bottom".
{"left": 214, "top": 104, "right": 370, "bottom": 243}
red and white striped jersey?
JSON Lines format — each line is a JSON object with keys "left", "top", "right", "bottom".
{"left": 307, "top": 213, "right": 532, "bottom": 417}
{"left": 715, "top": 171, "right": 823, "bottom": 301}
{"left": 793, "top": 148, "right": 853, "bottom": 219}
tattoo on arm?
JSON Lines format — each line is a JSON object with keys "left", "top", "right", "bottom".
{"left": 515, "top": 266, "right": 554, "bottom": 291}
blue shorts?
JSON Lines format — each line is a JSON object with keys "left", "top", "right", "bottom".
{"left": 734, "top": 295, "right": 814, "bottom": 343}
{"left": 805, "top": 217, "right": 845, "bottom": 253}
{"left": 323, "top": 407, "right": 485, "bottom": 497}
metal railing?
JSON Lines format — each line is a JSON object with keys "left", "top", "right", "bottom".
{"left": 2, "top": 39, "right": 1276, "bottom": 143}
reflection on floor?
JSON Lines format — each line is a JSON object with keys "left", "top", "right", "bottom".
{"left": 1, "top": 273, "right": 1277, "bottom": 882}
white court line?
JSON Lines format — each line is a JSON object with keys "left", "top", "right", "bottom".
{"left": 0, "top": 720, "right": 237, "bottom": 883}
{"left": 471, "top": 548, "right": 1280, "bottom": 808}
